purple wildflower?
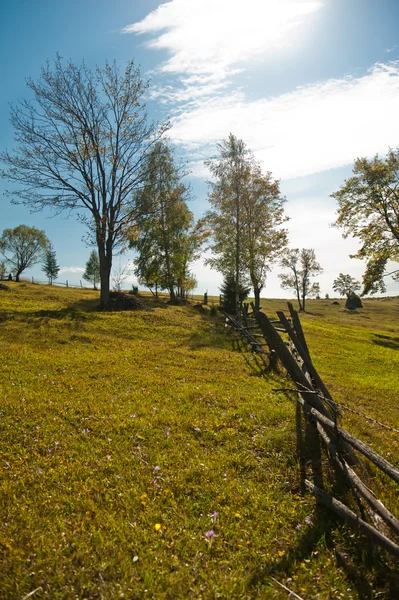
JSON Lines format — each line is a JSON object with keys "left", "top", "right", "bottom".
{"left": 204, "top": 529, "right": 215, "bottom": 538}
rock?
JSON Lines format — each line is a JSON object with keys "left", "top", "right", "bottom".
{"left": 0, "top": 283, "right": 10, "bottom": 291}
{"left": 332, "top": 301, "right": 340, "bottom": 305}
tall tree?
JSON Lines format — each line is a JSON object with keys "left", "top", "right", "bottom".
{"left": 0, "top": 225, "right": 49, "bottom": 281}
{"left": 331, "top": 149, "right": 399, "bottom": 294}
{"left": 279, "top": 248, "right": 322, "bottom": 311}
{"left": 0, "top": 56, "right": 167, "bottom": 308}
{"left": 241, "top": 164, "right": 288, "bottom": 310}
{"left": 42, "top": 244, "right": 60, "bottom": 284}
{"left": 332, "top": 273, "right": 361, "bottom": 298}
{"left": 205, "top": 134, "right": 288, "bottom": 313}
{"left": 131, "top": 141, "right": 199, "bottom": 302}
{"left": 205, "top": 134, "right": 251, "bottom": 315}
{"left": 83, "top": 250, "right": 100, "bottom": 290}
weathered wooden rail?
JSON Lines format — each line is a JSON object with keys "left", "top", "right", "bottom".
{"left": 224, "top": 302, "right": 399, "bottom": 559}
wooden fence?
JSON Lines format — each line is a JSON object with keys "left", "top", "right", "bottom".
{"left": 224, "top": 302, "right": 399, "bottom": 559}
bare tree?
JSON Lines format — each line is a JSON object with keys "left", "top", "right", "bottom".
{"left": 1, "top": 56, "right": 167, "bottom": 308}
{"left": 279, "top": 248, "right": 322, "bottom": 311}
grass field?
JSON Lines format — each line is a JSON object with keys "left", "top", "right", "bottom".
{"left": 0, "top": 283, "right": 398, "bottom": 599}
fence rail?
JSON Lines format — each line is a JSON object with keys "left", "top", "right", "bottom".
{"left": 224, "top": 302, "right": 399, "bottom": 559}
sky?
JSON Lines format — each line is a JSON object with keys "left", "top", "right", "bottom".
{"left": 1, "top": 0, "right": 399, "bottom": 297}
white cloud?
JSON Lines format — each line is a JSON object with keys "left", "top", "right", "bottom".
{"left": 125, "top": 0, "right": 322, "bottom": 82}
{"left": 59, "top": 266, "right": 85, "bottom": 274}
{"left": 169, "top": 62, "right": 399, "bottom": 180}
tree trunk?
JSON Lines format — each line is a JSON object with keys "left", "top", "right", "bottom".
{"left": 254, "top": 286, "right": 261, "bottom": 312}
{"left": 169, "top": 284, "right": 176, "bottom": 303}
{"left": 98, "top": 245, "right": 112, "bottom": 309}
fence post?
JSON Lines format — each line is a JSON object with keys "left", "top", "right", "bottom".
{"left": 80, "top": 280, "right": 82, "bottom": 288}
{"left": 66, "top": 280, "right": 68, "bottom": 288}
{"left": 32, "top": 277, "right": 34, "bottom": 284}
{"left": 203, "top": 292, "right": 208, "bottom": 305}
{"left": 219, "top": 294, "right": 223, "bottom": 306}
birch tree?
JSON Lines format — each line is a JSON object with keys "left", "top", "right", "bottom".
{"left": 131, "top": 141, "right": 200, "bottom": 302}
{"left": 205, "top": 134, "right": 288, "bottom": 313}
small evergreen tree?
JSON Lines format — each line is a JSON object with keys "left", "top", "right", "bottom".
{"left": 220, "top": 275, "right": 250, "bottom": 314}
{"left": 83, "top": 251, "right": 100, "bottom": 290}
{"left": 42, "top": 244, "right": 60, "bottom": 284}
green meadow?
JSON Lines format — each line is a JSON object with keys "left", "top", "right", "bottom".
{"left": 0, "top": 284, "right": 398, "bottom": 599}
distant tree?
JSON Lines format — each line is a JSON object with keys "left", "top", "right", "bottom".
{"left": 279, "top": 248, "right": 323, "bottom": 311}
{"left": 112, "top": 260, "right": 132, "bottom": 292}
{"left": 42, "top": 244, "right": 60, "bottom": 284}
{"left": 205, "top": 134, "right": 288, "bottom": 314}
{"left": 332, "top": 273, "right": 361, "bottom": 298}
{"left": 331, "top": 149, "right": 399, "bottom": 294}
{"left": 220, "top": 274, "right": 250, "bottom": 315}
{"left": 83, "top": 251, "right": 100, "bottom": 290}
{"left": 0, "top": 56, "right": 167, "bottom": 308}
{"left": 0, "top": 225, "right": 49, "bottom": 281}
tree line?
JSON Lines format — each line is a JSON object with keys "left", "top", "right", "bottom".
{"left": 1, "top": 56, "right": 398, "bottom": 309}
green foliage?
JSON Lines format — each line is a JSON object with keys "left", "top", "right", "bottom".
{"left": 0, "top": 56, "right": 166, "bottom": 308}
{"left": 83, "top": 250, "right": 100, "bottom": 289}
{"left": 131, "top": 141, "right": 202, "bottom": 302}
{"left": 332, "top": 273, "right": 361, "bottom": 298}
{"left": 205, "top": 133, "right": 288, "bottom": 312}
{"left": 0, "top": 224, "right": 49, "bottom": 281}
{"left": 332, "top": 149, "right": 399, "bottom": 294}
{"left": 279, "top": 248, "right": 322, "bottom": 311}
{"left": 220, "top": 274, "right": 250, "bottom": 314}
{"left": 42, "top": 243, "right": 60, "bottom": 284}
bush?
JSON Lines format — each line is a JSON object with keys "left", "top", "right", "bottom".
{"left": 210, "top": 304, "right": 218, "bottom": 317}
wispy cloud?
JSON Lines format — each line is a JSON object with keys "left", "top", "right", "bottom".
{"left": 169, "top": 62, "right": 399, "bottom": 180}
{"left": 125, "top": 0, "right": 322, "bottom": 92}
{"left": 125, "top": 3, "right": 399, "bottom": 181}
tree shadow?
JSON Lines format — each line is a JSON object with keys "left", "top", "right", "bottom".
{"left": 372, "top": 333, "right": 399, "bottom": 350}
{"left": 248, "top": 504, "right": 399, "bottom": 599}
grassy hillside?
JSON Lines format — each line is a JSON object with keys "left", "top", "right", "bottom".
{"left": 0, "top": 284, "right": 398, "bottom": 599}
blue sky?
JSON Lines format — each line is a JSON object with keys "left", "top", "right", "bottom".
{"left": 2, "top": 0, "right": 399, "bottom": 296}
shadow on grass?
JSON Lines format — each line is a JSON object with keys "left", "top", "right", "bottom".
{"left": 248, "top": 505, "right": 399, "bottom": 599}
{"left": 372, "top": 333, "right": 399, "bottom": 350}
{"left": 232, "top": 337, "right": 275, "bottom": 377}
{"left": 0, "top": 294, "right": 160, "bottom": 324}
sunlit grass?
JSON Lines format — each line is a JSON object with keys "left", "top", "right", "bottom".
{"left": 0, "top": 284, "right": 398, "bottom": 598}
